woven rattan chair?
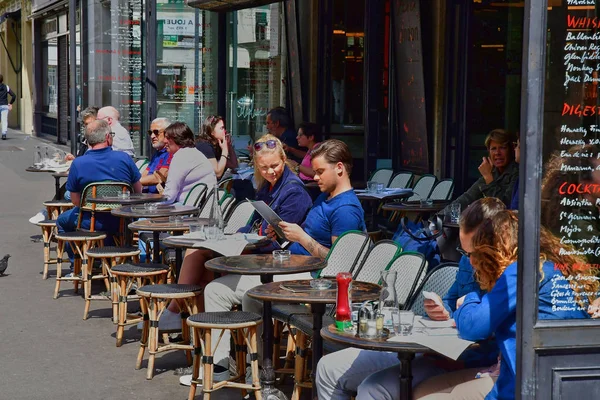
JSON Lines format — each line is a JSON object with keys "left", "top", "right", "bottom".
{"left": 36, "top": 219, "right": 58, "bottom": 279}
{"left": 136, "top": 284, "right": 203, "bottom": 379}
{"left": 186, "top": 311, "right": 263, "bottom": 400}
{"left": 182, "top": 183, "right": 208, "bottom": 207}
{"left": 110, "top": 263, "right": 170, "bottom": 347}
{"left": 385, "top": 252, "right": 427, "bottom": 309}
{"left": 352, "top": 240, "right": 402, "bottom": 283}
{"left": 388, "top": 171, "right": 414, "bottom": 189}
{"left": 43, "top": 199, "right": 74, "bottom": 220}
{"left": 53, "top": 231, "right": 106, "bottom": 299}
{"left": 317, "top": 231, "right": 370, "bottom": 278}
{"left": 220, "top": 194, "right": 236, "bottom": 217}
{"left": 135, "top": 159, "right": 149, "bottom": 172}
{"left": 198, "top": 188, "right": 227, "bottom": 218}
{"left": 428, "top": 178, "right": 454, "bottom": 201}
{"left": 83, "top": 246, "right": 141, "bottom": 321}
{"left": 406, "top": 174, "right": 437, "bottom": 202}
{"left": 368, "top": 168, "right": 394, "bottom": 187}
{"left": 407, "top": 262, "right": 459, "bottom": 316}
{"left": 224, "top": 200, "right": 255, "bottom": 234}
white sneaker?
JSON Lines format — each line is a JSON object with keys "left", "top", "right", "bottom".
{"left": 179, "top": 366, "right": 230, "bottom": 386}
{"left": 29, "top": 211, "right": 47, "bottom": 224}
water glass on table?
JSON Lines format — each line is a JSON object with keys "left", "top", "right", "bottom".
{"left": 450, "top": 202, "right": 461, "bottom": 223}
{"left": 367, "top": 181, "right": 379, "bottom": 193}
{"left": 396, "top": 310, "right": 414, "bottom": 336}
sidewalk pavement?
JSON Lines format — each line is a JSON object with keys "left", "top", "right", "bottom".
{"left": 0, "top": 129, "right": 274, "bottom": 399}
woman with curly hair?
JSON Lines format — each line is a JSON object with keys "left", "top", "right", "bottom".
{"left": 413, "top": 211, "right": 595, "bottom": 400}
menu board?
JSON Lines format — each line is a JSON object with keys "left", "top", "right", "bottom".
{"left": 543, "top": 6, "right": 600, "bottom": 315}
{"left": 392, "top": 0, "right": 429, "bottom": 174}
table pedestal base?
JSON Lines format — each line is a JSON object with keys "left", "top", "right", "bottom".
{"left": 398, "top": 352, "right": 415, "bottom": 400}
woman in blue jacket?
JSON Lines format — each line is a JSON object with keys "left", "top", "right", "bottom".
{"left": 414, "top": 211, "right": 595, "bottom": 399}
{"left": 161, "top": 135, "right": 312, "bottom": 328}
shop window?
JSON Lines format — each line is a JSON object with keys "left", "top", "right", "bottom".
{"left": 41, "top": 38, "right": 58, "bottom": 115}
{"left": 226, "top": 4, "right": 284, "bottom": 151}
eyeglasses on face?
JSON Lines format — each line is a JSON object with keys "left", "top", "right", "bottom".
{"left": 108, "top": 132, "right": 115, "bottom": 138}
{"left": 254, "top": 140, "right": 277, "bottom": 151}
{"left": 147, "top": 129, "right": 162, "bottom": 136}
{"left": 456, "top": 246, "right": 471, "bottom": 258}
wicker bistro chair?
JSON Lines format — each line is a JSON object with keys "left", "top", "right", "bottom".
{"left": 136, "top": 284, "right": 203, "bottom": 379}
{"left": 368, "top": 168, "right": 394, "bottom": 187}
{"left": 53, "top": 231, "right": 106, "bottom": 299}
{"left": 271, "top": 231, "right": 370, "bottom": 374}
{"left": 135, "top": 159, "right": 149, "bottom": 172}
{"left": 406, "top": 174, "right": 437, "bottom": 202}
{"left": 37, "top": 219, "right": 58, "bottom": 279}
{"left": 186, "top": 311, "right": 263, "bottom": 400}
{"left": 428, "top": 178, "right": 454, "bottom": 201}
{"left": 43, "top": 199, "right": 75, "bottom": 220}
{"left": 77, "top": 181, "right": 134, "bottom": 243}
{"left": 407, "top": 262, "right": 459, "bottom": 317}
{"left": 388, "top": 171, "right": 414, "bottom": 189}
{"left": 385, "top": 252, "right": 428, "bottom": 309}
{"left": 83, "top": 246, "right": 141, "bottom": 321}
{"left": 224, "top": 200, "right": 255, "bottom": 234}
{"left": 182, "top": 183, "right": 208, "bottom": 207}
{"left": 352, "top": 240, "right": 402, "bottom": 284}
{"left": 110, "top": 263, "right": 170, "bottom": 347}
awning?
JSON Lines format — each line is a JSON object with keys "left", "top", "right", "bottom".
{"left": 186, "top": 0, "right": 279, "bottom": 12}
{"left": 0, "top": 9, "right": 21, "bottom": 26}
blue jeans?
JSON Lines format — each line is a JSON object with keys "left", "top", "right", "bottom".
{"left": 0, "top": 105, "right": 8, "bottom": 135}
{"left": 56, "top": 207, "right": 117, "bottom": 269}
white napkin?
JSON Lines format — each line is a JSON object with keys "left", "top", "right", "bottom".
{"left": 166, "top": 233, "right": 266, "bottom": 256}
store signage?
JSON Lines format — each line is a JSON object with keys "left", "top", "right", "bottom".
{"left": 161, "top": 17, "right": 196, "bottom": 36}
{"left": 392, "top": 0, "right": 429, "bottom": 173}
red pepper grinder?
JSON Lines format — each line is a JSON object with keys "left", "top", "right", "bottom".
{"left": 335, "top": 272, "right": 353, "bottom": 331}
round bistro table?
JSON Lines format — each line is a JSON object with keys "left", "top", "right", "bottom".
{"left": 247, "top": 278, "right": 381, "bottom": 399}
{"left": 113, "top": 204, "right": 199, "bottom": 261}
{"left": 321, "top": 324, "right": 430, "bottom": 400}
{"left": 205, "top": 255, "right": 327, "bottom": 395}
{"left": 128, "top": 217, "right": 210, "bottom": 271}
{"left": 87, "top": 193, "right": 167, "bottom": 205}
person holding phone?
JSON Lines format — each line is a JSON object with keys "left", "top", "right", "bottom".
{"left": 316, "top": 198, "right": 505, "bottom": 400}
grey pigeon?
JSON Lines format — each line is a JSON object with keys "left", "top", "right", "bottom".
{"left": 0, "top": 254, "right": 10, "bottom": 275}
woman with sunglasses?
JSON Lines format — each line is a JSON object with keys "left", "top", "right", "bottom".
{"left": 413, "top": 211, "right": 594, "bottom": 400}
{"left": 196, "top": 115, "right": 238, "bottom": 179}
{"left": 315, "top": 198, "right": 504, "bottom": 400}
{"left": 162, "top": 122, "right": 217, "bottom": 203}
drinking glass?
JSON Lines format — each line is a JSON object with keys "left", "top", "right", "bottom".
{"left": 376, "top": 183, "right": 385, "bottom": 194}
{"left": 398, "top": 311, "right": 415, "bottom": 335}
{"left": 450, "top": 203, "right": 461, "bottom": 223}
{"left": 367, "top": 181, "right": 378, "bottom": 193}
{"left": 205, "top": 225, "right": 220, "bottom": 240}
{"left": 189, "top": 223, "right": 203, "bottom": 233}
{"left": 33, "top": 146, "right": 43, "bottom": 168}
{"left": 169, "top": 215, "right": 184, "bottom": 226}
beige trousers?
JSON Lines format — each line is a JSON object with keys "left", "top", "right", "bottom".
{"left": 413, "top": 367, "right": 496, "bottom": 400}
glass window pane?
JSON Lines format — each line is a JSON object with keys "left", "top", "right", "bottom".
{"left": 42, "top": 38, "right": 58, "bottom": 115}
{"left": 85, "top": 0, "right": 145, "bottom": 155}
{"left": 227, "top": 4, "right": 284, "bottom": 153}
{"left": 538, "top": 5, "right": 600, "bottom": 320}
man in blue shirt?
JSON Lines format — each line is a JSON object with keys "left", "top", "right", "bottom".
{"left": 279, "top": 139, "right": 366, "bottom": 259}
{"left": 140, "top": 117, "right": 172, "bottom": 193}
{"left": 56, "top": 120, "right": 142, "bottom": 271}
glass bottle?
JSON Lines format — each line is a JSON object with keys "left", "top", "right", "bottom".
{"left": 379, "top": 270, "right": 398, "bottom": 330}
{"left": 208, "top": 184, "right": 225, "bottom": 238}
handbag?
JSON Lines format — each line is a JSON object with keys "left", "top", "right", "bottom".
{"left": 153, "top": 170, "right": 167, "bottom": 194}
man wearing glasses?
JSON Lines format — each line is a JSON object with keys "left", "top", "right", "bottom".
{"left": 140, "top": 118, "right": 172, "bottom": 193}
{"left": 96, "top": 106, "right": 135, "bottom": 157}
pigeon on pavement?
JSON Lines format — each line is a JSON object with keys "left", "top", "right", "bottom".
{"left": 0, "top": 254, "right": 11, "bottom": 275}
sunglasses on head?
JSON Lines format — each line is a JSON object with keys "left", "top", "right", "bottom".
{"left": 147, "top": 129, "right": 161, "bottom": 136}
{"left": 456, "top": 246, "right": 471, "bottom": 258}
{"left": 254, "top": 140, "right": 277, "bottom": 151}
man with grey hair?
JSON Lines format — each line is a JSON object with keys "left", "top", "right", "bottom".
{"left": 56, "top": 119, "right": 142, "bottom": 273}
{"left": 140, "top": 117, "right": 172, "bottom": 193}
{"left": 64, "top": 106, "right": 99, "bottom": 161}
{"left": 97, "top": 106, "right": 135, "bottom": 156}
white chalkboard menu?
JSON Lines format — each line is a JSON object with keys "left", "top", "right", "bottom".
{"left": 541, "top": 5, "right": 600, "bottom": 318}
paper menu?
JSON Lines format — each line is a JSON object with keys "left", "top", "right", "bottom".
{"left": 422, "top": 291, "right": 444, "bottom": 308}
